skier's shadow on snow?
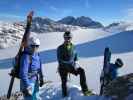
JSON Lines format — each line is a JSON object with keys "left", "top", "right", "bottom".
{"left": 0, "top": 30, "right": 133, "bottom": 69}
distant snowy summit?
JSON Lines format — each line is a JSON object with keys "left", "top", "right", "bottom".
{"left": 30, "top": 16, "right": 104, "bottom": 33}
{"left": 31, "top": 17, "right": 79, "bottom": 33}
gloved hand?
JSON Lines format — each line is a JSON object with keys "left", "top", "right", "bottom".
{"left": 23, "top": 86, "right": 32, "bottom": 96}
{"left": 74, "top": 61, "right": 80, "bottom": 69}
{"left": 39, "top": 78, "right": 44, "bottom": 87}
{"left": 9, "top": 69, "right": 16, "bottom": 76}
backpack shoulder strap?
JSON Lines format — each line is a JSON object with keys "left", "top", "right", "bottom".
{"left": 38, "top": 53, "right": 41, "bottom": 62}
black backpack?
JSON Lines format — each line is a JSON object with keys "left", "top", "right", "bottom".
{"left": 10, "top": 52, "right": 24, "bottom": 79}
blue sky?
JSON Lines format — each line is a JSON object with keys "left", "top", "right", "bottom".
{"left": 0, "top": 0, "right": 133, "bottom": 25}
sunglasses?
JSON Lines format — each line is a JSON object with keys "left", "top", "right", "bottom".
{"left": 30, "top": 45, "right": 39, "bottom": 48}
{"left": 64, "top": 36, "right": 72, "bottom": 39}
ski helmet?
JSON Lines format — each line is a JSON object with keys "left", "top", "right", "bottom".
{"left": 115, "top": 58, "right": 123, "bottom": 67}
{"left": 63, "top": 31, "right": 72, "bottom": 38}
{"left": 28, "top": 37, "right": 40, "bottom": 47}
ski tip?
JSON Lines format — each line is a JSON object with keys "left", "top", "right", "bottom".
{"left": 27, "top": 11, "right": 34, "bottom": 18}
{"left": 29, "top": 11, "right": 34, "bottom": 16}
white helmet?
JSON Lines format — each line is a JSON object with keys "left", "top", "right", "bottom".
{"left": 28, "top": 37, "right": 40, "bottom": 46}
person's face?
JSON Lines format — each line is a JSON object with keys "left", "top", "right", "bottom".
{"left": 64, "top": 36, "right": 72, "bottom": 44}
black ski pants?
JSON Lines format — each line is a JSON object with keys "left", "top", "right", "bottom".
{"left": 58, "top": 65, "right": 88, "bottom": 97}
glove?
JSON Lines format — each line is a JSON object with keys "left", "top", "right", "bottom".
{"left": 74, "top": 61, "right": 80, "bottom": 69}
{"left": 23, "top": 86, "right": 32, "bottom": 96}
{"left": 39, "top": 78, "right": 44, "bottom": 87}
{"left": 9, "top": 69, "right": 16, "bottom": 76}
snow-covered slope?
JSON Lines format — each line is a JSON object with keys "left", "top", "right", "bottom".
{"left": 0, "top": 28, "right": 133, "bottom": 99}
{"left": 105, "top": 21, "right": 133, "bottom": 33}
{"left": 0, "top": 21, "right": 24, "bottom": 48}
{"left": 39, "top": 83, "right": 111, "bottom": 100}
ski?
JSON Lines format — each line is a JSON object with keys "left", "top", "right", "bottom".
{"left": 7, "top": 11, "right": 34, "bottom": 99}
{"left": 100, "top": 47, "right": 111, "bottom": 95}
{"left": 7, "top": 76, "right": 15, "bottom": 99}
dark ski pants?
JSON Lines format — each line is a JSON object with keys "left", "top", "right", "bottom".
{"left": 58, "top": 65, "right": 88, "bottom": 97}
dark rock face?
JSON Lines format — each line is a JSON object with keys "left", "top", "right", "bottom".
{"left": 57, "top": 16, "right": 76, "bottom": 25}
{"left": 105, "top": 23, "right": 120, "bottom": 29}
{"left": 103, "top": 73, "right": 133, "bottom": 100}
{"left": 57, "top": 16, "right": 103, "bottom": 28}
{"left": 31, "top": 17, "right": 78, "bottom": 33}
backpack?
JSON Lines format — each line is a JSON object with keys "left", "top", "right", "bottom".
{"left": 10, "top": 52, "right": 23, "bottom": 79}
